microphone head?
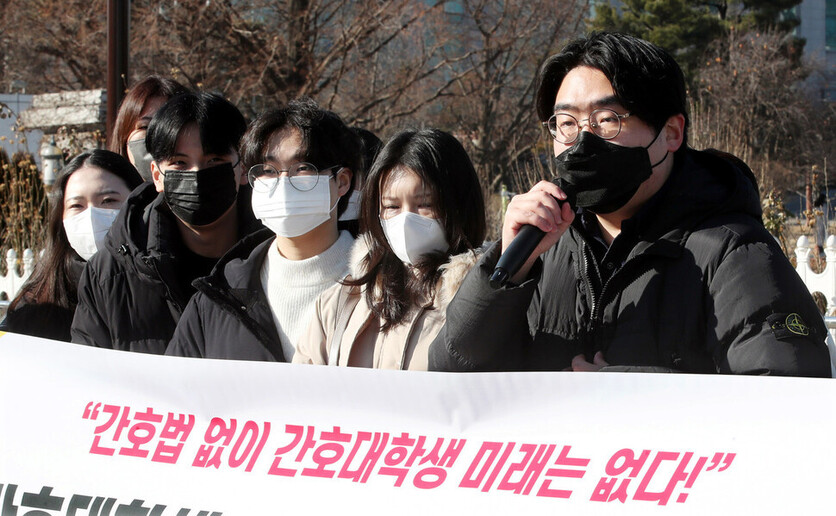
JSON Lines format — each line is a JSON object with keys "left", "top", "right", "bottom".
{"left": 489, "top": 268, "right": 510, "bottom": 289}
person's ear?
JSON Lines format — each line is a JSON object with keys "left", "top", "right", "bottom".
{"left": 335, "top": 167, "right": 352, "bottom": 197}
{"left": 151, "top": 161, "right": 165, "bottom": 193}
{"left": 234, "top": 158, "right": 247, "bottom": 186}
{"left": 664, "top": 114, "right": 686, "bottom": 153}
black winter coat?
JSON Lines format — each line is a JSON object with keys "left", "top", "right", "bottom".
{"left": 165, "top": 229, "right": 286, "bottom": 361}
{"left": 1, "top": 302, "right": 75, "bottom": 342}
{"left": 71, "top": 183, "right": 262, "bottom": 354}
{"left": 0, "top": 259, "right": 84, "bottom": 342}
{"left": 429, "top": 149, "right": 831, "bottom": 377}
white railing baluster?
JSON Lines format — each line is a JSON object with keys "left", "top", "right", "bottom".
{"left": 0, "top": 248, "right": 36, "bottom": 303}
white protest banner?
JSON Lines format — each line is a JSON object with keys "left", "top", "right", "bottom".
{"left": 0, "top": 330, "right": 834, "bottom": 514}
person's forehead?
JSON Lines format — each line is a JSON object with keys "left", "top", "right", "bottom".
{"left": 553, "top": 66, "right": 621, "bottom": 112}
{"left": 139, "top": 96, "right": 166, "bottom": 120}
{"left": 382, "top": 167, "right": 429, "bottom": 197}
{"left": 264, "top": 127, "right": 306, "bottom": 163}
{"left": 172, "top": 123, "right": 203, "bottom": 152}
{"left": 64, "top": 165, "right": 124, "bottom": 198}
{"left": 169, "top": 123, "right": 234, "bottom": 158}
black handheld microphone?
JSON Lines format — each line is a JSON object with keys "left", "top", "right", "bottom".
{"left": 489, "top": 179, "right": 575, "bottom": 289}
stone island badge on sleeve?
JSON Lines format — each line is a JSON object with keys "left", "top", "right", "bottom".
{"left": 767, "top": 312, "right": 811, "bottom": 339}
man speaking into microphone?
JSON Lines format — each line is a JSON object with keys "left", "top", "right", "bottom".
{"left": 429, "top": 32, "right": 830, "bottom": 376}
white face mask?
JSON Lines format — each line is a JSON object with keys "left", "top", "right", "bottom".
{"left": 62, "top": 207, "right": 121, "bottom": 261}
{"left": 251, "top": 176, "right": 338, "bottom": 238}
{"left": 338, "top": 189, "right": 361, "bottom": 222}
{"left": 381, "top": 211, "right": 449, "bottom": 264}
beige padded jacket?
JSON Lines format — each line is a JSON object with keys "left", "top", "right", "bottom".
{"left": 293, "top": 236, "right": 481, "bottom": 370}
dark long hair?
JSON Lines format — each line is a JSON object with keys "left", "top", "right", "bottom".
{"left": 9, "top": 150, "right": 142, "bottom": 311}
{"left": 109, "top": 76, "right": 189, "bottom": 158}
{"left": 347, "top": 129, "right": 486, "bottom": 330}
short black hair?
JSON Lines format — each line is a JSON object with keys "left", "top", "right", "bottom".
{"left": 535, "top": 32, "right": 689, "bottom": 153}
{"left": 240, "top": 97, "right": 361, "bottom": 216}
{"left": 146, "top": 91, "right": 247, "bottom": 162}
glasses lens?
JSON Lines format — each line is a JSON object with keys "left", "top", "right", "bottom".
{"left": 590, "top": 109, "right": 622, "bottom": 139}
{"left": 288, "top": 162, "right": 320, "bottom": 192}
{"left": 551, "top": 114, "right": 579, "bottom": 143}
{"left": 248, "top": 164, "right": 278, "bottom": 192}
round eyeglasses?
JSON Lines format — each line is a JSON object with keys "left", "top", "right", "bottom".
{"left": 247, "top": 162, "right": 343, "bottom": 193}
{"left": 542, "top": 109, "right": 631, "bottom": 144}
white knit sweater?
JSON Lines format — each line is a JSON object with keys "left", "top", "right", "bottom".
{"left": 260, "top": 230, "right": 354, "bottom": 361}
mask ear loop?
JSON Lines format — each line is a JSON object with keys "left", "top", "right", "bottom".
{"left": 650, "top": 151, "right": 669, "bottom": 169}
{"left": 329, "top": 167, "right": 348, "bottom": 214}
{"left": 644, "top": 128, "right": 669, "bottom": 169}
{"left": 328, "top": 196, "right": 340, "bottom": 214}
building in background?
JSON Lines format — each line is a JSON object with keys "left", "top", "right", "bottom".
{"left": 0, "top": 93, "right": 42, "bottom": 166}
{"left": 796, "top": 0, "right": 836, "bottom": 101}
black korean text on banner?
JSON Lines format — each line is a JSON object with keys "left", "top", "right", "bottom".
{"left": 0, "top": 483, "right": 222, "bottom": 516}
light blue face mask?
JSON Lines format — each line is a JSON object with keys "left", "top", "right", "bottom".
{"left": 127, "top": 138, "right": 153, "bottom": 182}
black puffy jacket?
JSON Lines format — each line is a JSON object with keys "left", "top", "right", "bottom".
{"left": 0, "top": 259, "right": 84, "bottom": 342}
{"left": 165, "top": 229, "right": 287, "bottom": 361}
{"left": 71, "top": 183, "right": 261, "bottom": 354}
{"left": 430, "top": 149, "right": 831, "bottom": 377}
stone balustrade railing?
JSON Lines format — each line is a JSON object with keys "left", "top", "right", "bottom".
{"left": 794, "top": 235, "right": 836, "bottom": 313}
{"left": 0, "top": 248, "right": 36, "bottom": 316}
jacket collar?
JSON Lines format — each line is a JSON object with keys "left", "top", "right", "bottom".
{"left": 197, "top": 228, "right": 276, "bottom": 296}
{"left": 105, "top": 183, "right": 264, "bottom": 270}
{"left": 570, "top": 148, "right": 762, "bottom": 257}
{"left": 347, "top": 234, "right": 483, "bottom": 308}
{"left": 637, "top": 149, "right": 761, "bottom": 241}
{"left": 102, "top": 183, "right": 177, "bottom": 272}
{"left": 189, "top": 228, "right": 284, "bottom": 361}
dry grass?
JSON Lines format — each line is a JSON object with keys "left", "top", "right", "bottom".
{"left": 0, "top": 150, "right": 47, "bottom": 275}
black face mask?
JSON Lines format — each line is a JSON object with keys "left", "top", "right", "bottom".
{"left": 163, "top": 162, "right": 238, "bottom": 226}
{"left": 127, "top": 138, "right": 153, "bottom": 182}
{"left": 554, "top": 131, "right": 667, "bottom": 214}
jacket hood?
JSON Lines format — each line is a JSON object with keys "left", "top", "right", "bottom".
{"left": 347, "top": 234, "right": 483, "bottom": 308}
{"left": 627, "top": 148, "right": 763, "bottom": 242}
{"left": 201, "top": 228, "right": 276, "bottom": 293}
{"left": 102, "top": 182, "right": 173, "bottom": 274}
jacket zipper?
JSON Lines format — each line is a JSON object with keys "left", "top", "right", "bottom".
{"left": 147, "top": 257, "right": 185, "bottom": 312}
{"left": 397, "top": 306, "right": 427, "bottom": 370}
{"left": 581, "top": 238, "right": 660, "bottom": 359}
{"left": 580, "top": 242, "right": 601, "bottom": 324}
{"left": 580, "top": 240, "right": 622, "bottom": 356}
{"left": 198, "top": 280, "right": 287, "bottom": 362}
